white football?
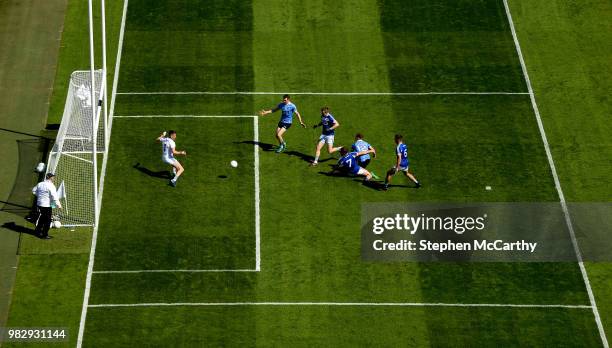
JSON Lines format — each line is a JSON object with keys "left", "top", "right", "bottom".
{"left": 230, "top": 160, "right": 238, "bottom": 168}
{"left": 53, "top": 220, "right": 62, "bottom": 229}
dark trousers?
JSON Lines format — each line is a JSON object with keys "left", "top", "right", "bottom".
{"left": 35, "top": 206, "right": 52, "bottom": 237}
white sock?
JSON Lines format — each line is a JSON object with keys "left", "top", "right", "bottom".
{"left": 173, "top": 171, "right": 182, "bottom": 182}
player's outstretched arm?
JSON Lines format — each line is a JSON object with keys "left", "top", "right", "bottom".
{"left": 172, "top": 148, "right": 187, "bottom": 156}
{"left": 295, "top": 110, "right": 306, "bottom": 128}
{"left": 356, "top": 149, "right": 375, "bottom": 157}
{"left": 155, "top": 131, "right": 167, "bottom": 142}
{"left": 258, "top": 106, "right": 279, "bottom": 116}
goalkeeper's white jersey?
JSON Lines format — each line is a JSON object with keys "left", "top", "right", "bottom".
{"left": 161, "top": 138, "right": 176, "bottom": 158}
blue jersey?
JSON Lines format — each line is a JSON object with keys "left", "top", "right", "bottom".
{"left": 338, "top": 152, "right": 361, "bottom": 174}
{"left": 320, "top": 114, "right": 336, "bottom": 136}
{"left": 277, "top": 102, "right": 298, "bottom": 124}
{"left": 352, "top": 139, "right": 371, "bottom": 162}
{"left": 396, "top": 143, "right": 409, "bottom": 167}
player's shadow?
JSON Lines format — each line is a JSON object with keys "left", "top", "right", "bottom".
{"left": 317, "top": 167, "right": 386, "bottom": 191}
{"left": 318, "top": 168, "right": 350, "bottom": 178}
{"left": 353, "top": 179, "right": 414, "bottom": 190}
{"left": 2, "top": 222, "right": 38, "bottom": 238}
{"left": 353, "top": 179, "right": 386, "bottom": 190}
{"left": 318, "top": 166, "right": 415, "bottom": 191}
{"left": 237, "top": 141, "right": 319, "bottom": 163}
{"left": 133, "top": 163, "right": 172, "bottom": 179}
{"left": 238, "top": 140, "right": 274, "bottom": 152}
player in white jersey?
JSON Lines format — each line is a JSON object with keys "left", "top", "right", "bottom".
{"left": 156, "top": 130, "right": 187, "bottom": 187}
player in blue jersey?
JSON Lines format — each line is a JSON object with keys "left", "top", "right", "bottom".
{"left": 384, "top": 134, "right": 420, "bottom": 190}
{"left": 351, "top": 133, "right": 375, "bottom": 167}
{"left": 310, "top": 106, "right": 342, "bottom": 166}
{"left": 259, "top": 94, "right": 305, "bottom": 153}
{"left": 333, "top": 147, "right": 376, "bottom": 181}
{"left": 351, "top": 133, "right": 380, "bottom": 179}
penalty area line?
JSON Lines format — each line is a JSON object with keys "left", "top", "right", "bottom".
{"left": 254, "top": 116, "right": 261, "bottom": 271}
{"left": 93, "top": 269, "right": 259, "bottom": 274}
{"left": 87, "top": 302, "right": 593, "bottom": 309}
{"left": 116, "top": 91, "right": 530, "bottom": 96}
{"left": 113, "top": 115, "right": 257, "bottom": 118}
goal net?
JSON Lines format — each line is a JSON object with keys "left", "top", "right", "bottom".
{"left": 46, "top": 70, "right": 106, "bottom": 226}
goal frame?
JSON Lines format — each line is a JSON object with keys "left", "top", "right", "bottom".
{"left": 46, "top": 69, "right": 106, "bottom": 227}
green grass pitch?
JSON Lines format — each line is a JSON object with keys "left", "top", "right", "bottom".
{"left": 54, "top": 0, "right": 608, "bottom": 346}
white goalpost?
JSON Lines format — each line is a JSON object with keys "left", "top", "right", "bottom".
{"left": 46, "top": 0, "right": 109, "bottom": 228}
{"left": 47, "top": 70, "right": 106, "bottom": 226}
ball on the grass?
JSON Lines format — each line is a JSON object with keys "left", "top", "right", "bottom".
{"left": 53, "top": 220, "right": 62, "bottom": 229}
{"left": 230, "top": 160, "right": 238, "bottom": 168}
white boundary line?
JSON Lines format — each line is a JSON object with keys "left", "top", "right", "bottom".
{"left": 116, "top": 91, "right": 529, "bottom": 96}
{"left": 87, "top": 302, "right": 592, "bottom": 309}
{"left": 76, "top": 0, "right": 128, "bottom": 347}
{"left": 113, "top": 114, "right": 256, "bottom": 118}
{"left": 93, "top": 269, "right": 258, "bottom": 274}
{"left": 503, "top": 1, "right": 608, "bottom": 346}
{"left": 254, "top": 116, "right": 261, "bottom": 271}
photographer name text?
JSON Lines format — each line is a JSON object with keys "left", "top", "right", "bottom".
{"left": 372, "top": 239, "right": 537, "bottom": 253}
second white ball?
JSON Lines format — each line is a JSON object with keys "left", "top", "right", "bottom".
{"left": 230, "top": 160, "right": 238, "bottom": 168}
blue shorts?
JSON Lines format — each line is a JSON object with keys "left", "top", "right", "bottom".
{"left": 349, "top": 165, "right": 362, "bottom": 175}
{"left": 277, "top": 122, "right": 292, "bottom": 129}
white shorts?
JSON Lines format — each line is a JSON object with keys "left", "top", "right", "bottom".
{"left": 162, "top": 156, "right": 177, "bottom": 166}
{"left": 391, "top": 165, "right": 409, "bottom": 173}
{"left": 318, "top": 134, "right": 335, "bottom": 145}
{"left": 357, "top": 167, "right": 368, "bottom": 176}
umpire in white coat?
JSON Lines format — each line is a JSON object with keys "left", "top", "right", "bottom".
{"left": 32, "top": 172, "right": 62, "bottom": 239}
